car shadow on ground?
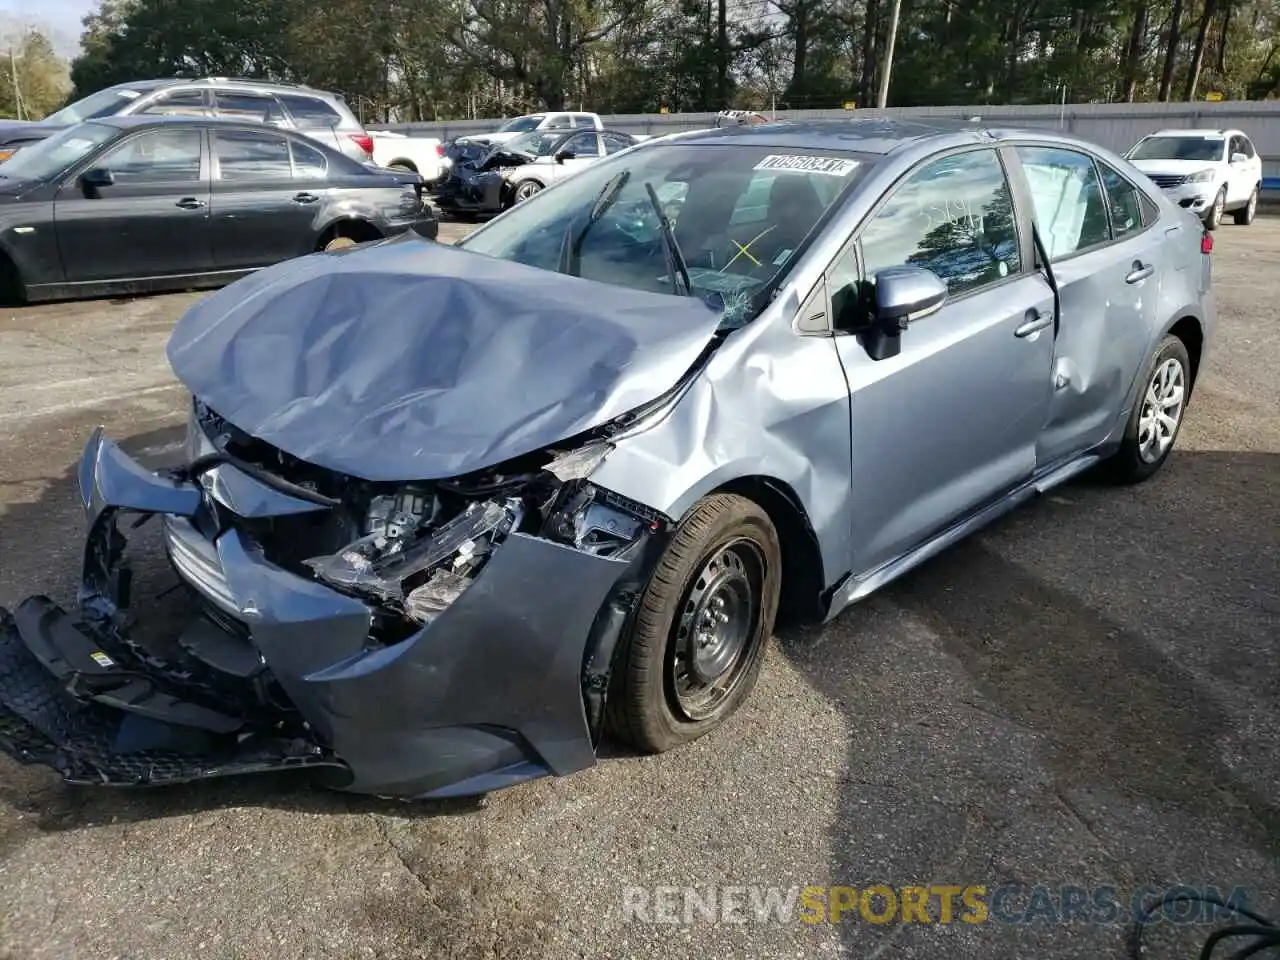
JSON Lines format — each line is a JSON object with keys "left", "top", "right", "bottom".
{"left": 774, "top": 448, "right": 1279, "bottom": 956}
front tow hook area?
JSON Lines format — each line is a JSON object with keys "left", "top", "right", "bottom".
{"left": 0, "top": 600, "right": 347, "bottom": 787}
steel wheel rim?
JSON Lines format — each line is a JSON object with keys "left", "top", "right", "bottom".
{"left": 1138, "top": 357, "right": 1185, "bottom": 463}
{"left": 670, "top": 538, "right": 765, "bottom": 722}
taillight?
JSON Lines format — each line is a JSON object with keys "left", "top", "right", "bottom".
{"left": 434, "top": 143, "right": 445, "bottom": 158}
{"left": 348, "top": 133, "right": 375, "bottom": 157}
{"left": 1201, "top": 230, "right": 1213, "bottom": 254}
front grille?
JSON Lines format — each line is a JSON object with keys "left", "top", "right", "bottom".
{"left": 163, "top": 515, "right": 239, "bottom": 619}
{"left": 1149, "top": 174, "right": 1188, "bottom": 189}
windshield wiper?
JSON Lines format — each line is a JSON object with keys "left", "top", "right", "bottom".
{"left": 644, "top": 181, "right": 691, "bottom": 296}
{"left": 559, "top": 170, "right": 630, "bottom": 277}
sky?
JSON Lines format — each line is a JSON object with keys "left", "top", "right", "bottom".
{"left": 0, "top": 0, "right": 94, "bottom": 58}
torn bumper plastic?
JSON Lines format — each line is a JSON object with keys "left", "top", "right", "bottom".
{"left": 0, "top": 430, "right": 640, "bottom": 798}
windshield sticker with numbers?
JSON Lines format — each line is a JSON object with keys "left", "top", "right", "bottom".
{"left": 753, "top": 155, "right": 860, "bottom": 176}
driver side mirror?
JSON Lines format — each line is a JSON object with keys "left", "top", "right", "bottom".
{"left": 554, "top": 150, "right": 575, "bottom": 164}
{"left": 834, "top": 265, "right": 947, "bottom": 361}
{"left": 1230, "top": 152, "right": 1248, "bottom": 164}
{"left": 81, "top": 167, "right": 115, "bottom": 188}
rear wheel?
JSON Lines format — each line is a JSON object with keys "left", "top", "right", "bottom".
{"left": 1101, "top": 335, "right": 1191, "bottom": 484}
{"left": 388, "top": 162, "right": 415, "bottom": 173}
{"left": 1232, "top": 186, "right": 1258, "bottom": 225}
{"left": 1204, "top": 187, "right": 1226, "bottom": 230}
{"left": 323, "top": 236, "right": 358, "bottom": 251}
{"left": 605, "top": 494, "right": 781, "bottom": 753}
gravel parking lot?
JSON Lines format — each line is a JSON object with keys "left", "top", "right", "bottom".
{"left": 0, "top": 219, "right": 1276, "bottom": 960}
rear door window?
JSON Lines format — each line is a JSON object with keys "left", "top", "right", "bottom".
{"left": 215, "top": 129, "right": 292, "bottom": 181}
{"left": 214, "top": 92, "right": 286, "bottom": 125}
{"left": 1013, "top": 146, "right": 1111, "bottom": 260}
{"left": 290, "top": 138, "right": 328, "bottom": 178}
{"left": 279, "top": 94, "right": 344, "bottom": 130}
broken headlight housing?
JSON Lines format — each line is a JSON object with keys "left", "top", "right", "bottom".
{"left": 304, "top": 440, "right": 661, "bottom": 628}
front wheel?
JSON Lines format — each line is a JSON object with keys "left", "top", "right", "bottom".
{"left": 512, "top": 180, "right": 544, "bottom": 204}
{"left": 606, "top": 494, "right": 781, "bottom": 753}
{"left": 1233, "top": 186, "right": 1258, "bottom": 225}
{"left": 1101, "top": 334, "right": 1192, "bottom": 484}
{"left": 1205, "top": 187, "right": 1226, "bottom": 230}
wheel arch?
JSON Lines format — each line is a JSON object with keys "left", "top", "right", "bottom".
{"left": 0, "top": 242, "right": 27, "bottom": 305}
{"left": 708, "top": 475, "right": 827, "bottom": 628}
{"left": 387, "top": 158, "right": 418, "bottom": 172}
{"left": 1167, "top": 314, "right": 1204, "bottom": 389}
{"left": 315, "top": 217, "right": 383, "bottom": 251}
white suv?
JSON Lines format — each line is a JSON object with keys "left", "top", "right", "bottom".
{"left": 1126, "top": 128, "right": 1263, "bottom": 229}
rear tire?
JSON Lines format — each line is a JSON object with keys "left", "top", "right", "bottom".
{"left": 1204, "top": 187, "right": 1226, "bottom": 230}
{"left": 605, "top": 494, "right": 781, "bottom": 754}
{"left": 1100, "top": 334, "right": 1192, "bottom": 484}
{"left": 1232, "top": 186, "right": 1258, "bottom": 225}
{"left": 388, "top": 162, "right": 415, "bottom": 173}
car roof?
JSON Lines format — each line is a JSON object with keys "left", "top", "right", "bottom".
{"left": 90, "top": 115, "right": 343, "bottom": 141}
{"left": 109, "top": 77, "right": 335, "bottom": 97}
{"left": 1145, "top": 128, "right": 1235, "bottom": 138}
{"left": 664, "top": 117, "right": 1013, "bottom": 155}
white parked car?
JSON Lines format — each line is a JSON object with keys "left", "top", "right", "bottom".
{"left": 458, "top": 112, "right": 605, "bottom": 148}
{"left": 1126, "top": 128, "right": 1263, "bottom": 229}
{"left": 368, "top": 130, "right": 450, "bottom": 184}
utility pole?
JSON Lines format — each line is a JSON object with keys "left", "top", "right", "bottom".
{"left": 8, "top": 46, "right": 21, "bottom": 121}
{"left": 876, "top": 0, "right": 903, "bottom": 108}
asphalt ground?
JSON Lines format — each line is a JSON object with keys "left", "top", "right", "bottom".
{"left": 0, "top": 218, "right": 1276, "bottom": 960}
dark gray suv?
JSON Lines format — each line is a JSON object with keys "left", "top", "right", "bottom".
{"left": 0, "top": 78, "right": 375, "bottom": 165}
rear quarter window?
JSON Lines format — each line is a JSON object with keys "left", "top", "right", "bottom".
{"left": 278, "top": 95, "right": 345, "bottom": 130}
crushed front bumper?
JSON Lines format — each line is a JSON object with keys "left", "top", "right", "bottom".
{"left": 0, "top": 430, "right": 645, "bottom": 798}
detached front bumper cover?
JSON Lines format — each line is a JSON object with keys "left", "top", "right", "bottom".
{"left": 0, "top": 429, "right": 661, "bottom": 798}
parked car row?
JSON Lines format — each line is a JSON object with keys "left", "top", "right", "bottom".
{"left": 0, "top": 115, "right": 437, "bottom": 303}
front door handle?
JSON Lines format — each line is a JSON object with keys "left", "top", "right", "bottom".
{"left": 1015, "top": 309, "right": 1054, "bottom": 338}
{"left": 292, "top": 192, "right": 319, "bottom": 204}
{"left": 1125, "top": 261, "right": 1154, "bottom": 284}
{"left": 175, "top": 197, "right": 206, "bottom": 209}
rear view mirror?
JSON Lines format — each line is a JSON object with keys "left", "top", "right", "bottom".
{"left": 80, "top": 167, "right": 115, "bottom": 189}
{"left": 554, "top": 150, "right": 575, "bottom": 164}
{"left": 874, "top": 265, "right": 947, "bottom": 323}
{"left": 836, "top": 265, "right": 947, "bottom": 361}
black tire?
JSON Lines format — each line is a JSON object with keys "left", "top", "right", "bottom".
{"left": 1232, "top": 186, "right": 1258, "bottom": 225}
{"left": 1204, "top": 187, "right": 1226, "bottom": 230}
{"left": 512, "top": 180, "right": 544, "bottom": 204}
{"left": 1100, "top": 334, "right": 1192, "bottom": 485}
{"left": 388, "top": 162, "right": 415, "bottom": 173}
{"left": 605, "top": 494, "right": 781, "bottom": 753}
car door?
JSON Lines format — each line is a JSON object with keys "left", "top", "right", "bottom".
{"left": 826, "top": 146, "right": 1056, "bottom": 574}
{"left": 554, "top": 132, "right": 602, "bottom": 181}
{"left": 54, "top": 126, "right": 212, "bottom": 283}
{"left": 1008, "top": 145, "right": 1161, "bottom": 467}
{"left": 209, "top": 128, "right": 319, "bottom": 269}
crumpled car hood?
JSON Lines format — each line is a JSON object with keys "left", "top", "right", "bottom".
{"left": 166, "top": 234, "right": 723, "bottom": 482}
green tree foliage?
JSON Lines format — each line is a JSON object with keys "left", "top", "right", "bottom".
{"left": 65, "top": 0, "right": 1280, "bottom": 119}
{"left": 0, "top": 28, "right": 73, "bottom": 120}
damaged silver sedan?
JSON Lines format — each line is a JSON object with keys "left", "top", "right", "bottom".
{"left": 0, "top": 119, "right": 1214, "bottom": 798}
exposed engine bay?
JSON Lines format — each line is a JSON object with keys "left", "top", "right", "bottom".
{"left": 193, "top": 400, "right": 657, "bottom": 631}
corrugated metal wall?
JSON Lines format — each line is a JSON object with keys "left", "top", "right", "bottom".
{"left": 376, "top": 100, "right": 1280, "bottom": 180}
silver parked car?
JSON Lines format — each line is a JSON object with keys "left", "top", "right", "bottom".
{"left": 0, "top": 120, "right": 1214, "bottom": 799}
{"left": 0, "top": 77, "right": 375, "bottom": 165}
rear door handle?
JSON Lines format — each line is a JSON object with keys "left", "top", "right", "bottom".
{"left": 1125, "top": 261, "right": 1154, "bottom": 283}
{"left": 1015, "top": 309, "right": 1054, "bottom": 338}
{"left": 175, "top": 197, "right": 205, "bottom": 209}
{"left": 292, "top": 192, "right": 319, "bottom": 204}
